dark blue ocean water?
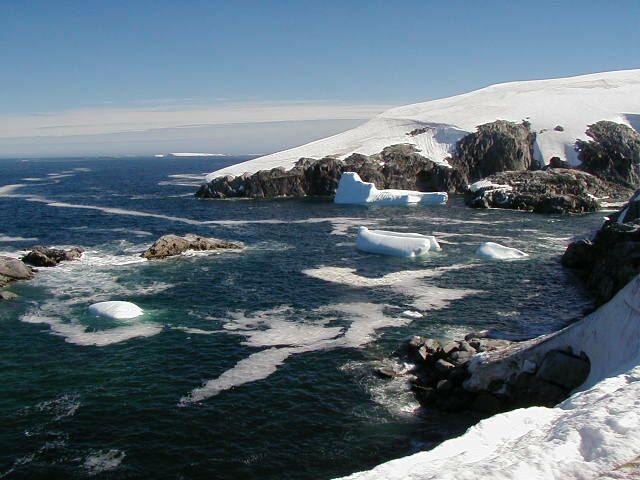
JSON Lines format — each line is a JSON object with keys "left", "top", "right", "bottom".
{"left": 0, "top": 156, "right": 601, "bottom": 479}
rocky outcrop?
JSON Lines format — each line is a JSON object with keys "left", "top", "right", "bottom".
{"left": 403, "top": 334, "right": 589, "bottom": 414}
{"left": 0, "top": 256, "right": 34, "bottom": 288}
{"left": 22, "top": 246, "right": 84, "bottom": 267}
{"left": 449, "top": 120, "right": 537, "bottom": 182}
{"left": 0, "top": 291, "right": 18, "bottom": 301}
{"left": 562, "top": 189, "right": 640, "bottom": 304}
{"left": 141, "top": 234, "right": 244, "bottom": 259}
{"left": 196, "top": 145, "right": 466, "bottom": 199}
{"left": 465, "top": 169, "right": 632, "bottom": 214}
{"left": 576, "top": 121, "right": 640, "bottom": 189}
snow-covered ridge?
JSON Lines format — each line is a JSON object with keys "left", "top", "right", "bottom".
{"left": 337, "top": 275, "right": 640, "bottom": 479}
{"left": 206, "top": 69, "right": 640, "bottom": 181}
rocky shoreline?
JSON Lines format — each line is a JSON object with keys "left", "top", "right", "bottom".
{"left": 0, "top": 234, "right": 243, "bottom": 300}
{"left": 197, "top": 119, "right": 640, "bottom": 215}
{"left": 377, "top": 189, "right": 640, "bottom": 418}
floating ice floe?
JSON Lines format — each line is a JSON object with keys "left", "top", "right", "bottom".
{"left": 88, "top": 301, "right": 144, "bottom": 320}
{"left": 356, "top": 227, "right": 441, "bottom": 257}
{"left": 334, "top": 172, "right": 447, "bottom": 206}
{"left": 475, "top": 242, "right": 528, "bottom": 260}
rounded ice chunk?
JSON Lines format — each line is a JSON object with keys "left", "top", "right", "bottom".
{"left": 475, "top": 242, "right": 528, "bottom": 260}
{"left": 356, "top": 227, "right": 441, "bottom": 257}
{"left": 88, "top": 301, "right": 144, "bottom": 320}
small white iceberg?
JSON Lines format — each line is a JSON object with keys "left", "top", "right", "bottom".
{"left": 334, "top": 172, "right": 447, "bottom": 205}
{"left": 475, "top": 242, "right": 528, "bottom": 260}
{"left": 356, "top": 227, "right": 441, "bottom": 257}
{"left": 88, "top": 301, "right": 144, "bottom": 320}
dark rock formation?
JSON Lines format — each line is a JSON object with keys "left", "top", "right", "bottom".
{"left": 141, "top": 234, "right": 244, "bottom": 259}
{"left": 196, "top": 145, "right": 466, "bottom": 199}
{"left": 404, "top": 334, "right": 589, "bottom": 414}
{"left": 0, "top": 256, "right": 34, "bottom": 287}
{"left": 576, "top": 121, "right": 640, "bottom": 189}
{"left": 22, "top": 246, "right": 84, "bottom": 267}
{"left": 562, "top": 189, "right": 640, "bottom": 304}
{"left": 449, "top": 120, "right": 537, "bottom": 182}
{"left": 464, "top": 169, "right": 632, "bottom": 214}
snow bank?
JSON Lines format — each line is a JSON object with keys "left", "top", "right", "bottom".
{"left": 468, "top": 179, "right": 513, "bottom": 193}
{"left": 88, "top": 301, "right": 144, "bottom": 320}
{"left": 356, "top": 227, "right": 441, "bottom": 257}
{"left": 475, "top": 242, "right": 528, "bottom": 260}
{"left": 207, "top": 69, "right": 640, "bottom": 180}
{"left": 334, "top": 172, "right": 448, "bottom": 205}
{"left": 337, "top": 275, "right": 640, "bottom": 480}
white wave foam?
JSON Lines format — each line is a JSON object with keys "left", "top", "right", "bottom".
{"left": 180, "top": 347, "right": 298, "bottom": 405}
{"left": 0, "top": 234, "right": 37, "bottom": 242}
{"left": 84, "top": 449, "right": 125, "bottom": 476}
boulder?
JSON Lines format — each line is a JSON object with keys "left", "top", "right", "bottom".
{"left": 22, "top": 246, "right": 84, "bottom": 267}
{"left": 535, "top": 350, "right": 590, "bottom": 390}
{"left": 450, "top": 120, "right": 537, "bottom": 182}
{"left": 562, "top": 190, "right": 640, "bottom": 304}
{"left": 576, "top": 121, "right": 640, "bottom": 189}
{"left": 141, "top": 234, "right": 244, "bottom": 260}
{"left": 0, "top": 291, "right": 18, "bottom": 301}
{"left": 0, "top": 256, "right": 34, "bottom": 287}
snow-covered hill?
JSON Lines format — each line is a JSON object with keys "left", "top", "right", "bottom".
{"left": 206, "top": 69, "right": 640, "bottom": 182}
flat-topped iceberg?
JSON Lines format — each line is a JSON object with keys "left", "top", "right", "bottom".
{"left": 356, "top": 227, "right": 441, "bottom": 257}
{"left": 475, "top": 242, "right": 528, "bottom": 260}
{"left": 88, "top": 301, "right": 144, "bottom": 320}
{"left": 334, "top": 172, "right": 447, "bottom": 206}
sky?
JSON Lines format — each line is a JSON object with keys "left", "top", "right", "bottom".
{"left": 1, "top": 0, "right": 639, "bottom": 157}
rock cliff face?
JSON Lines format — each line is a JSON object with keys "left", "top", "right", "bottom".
{"left": 464, "top": 169, "right": 633, "bottom": 214}
{"left": 576, "top": 121, "right": 640, "bottom": 189}
{"left": 196, "top": 144, "right": 466, "bottom": 199}
{"left": 562, "top": 189, "right": 640, "bottom": 304}
{"left": 449, "top": 120, "right": 537, "bottom": 182}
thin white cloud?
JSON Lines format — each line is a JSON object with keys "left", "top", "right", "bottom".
{"left": 0, "top": 100, "right": 393, "bottom": 139}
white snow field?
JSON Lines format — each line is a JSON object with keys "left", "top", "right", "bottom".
{"left": 207, "top": 69, "right": 640, "bottom": 181}
{"left": 334, "top": 172, "right": 448, "bottom": 205}
{"left": 337, "top": 275, "right": 640, "bottom": 480}
{"left": 475, "top": 242, "right": 529, "bottom": 260}
{"left": 356, "top": 227, "right": 441, "bottom": 257}
{"left": 88, "top": 301, "right": 144, "bottom": 320}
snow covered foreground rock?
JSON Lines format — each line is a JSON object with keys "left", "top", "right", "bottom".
{"left": 337, "top": 275, "right": 640, "bottom": 480}
{"left": 334, "top": 172, "right": 447, "bottom": 205}
{"left": 356, "top": 227, "right": 440, "bottom": 257}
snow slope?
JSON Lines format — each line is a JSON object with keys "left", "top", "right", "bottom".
{"left": 336, "top": 275, "right": 640, "bottom": 480}
{"left": 206, "top": 69, "right": 640, "bottom": 181}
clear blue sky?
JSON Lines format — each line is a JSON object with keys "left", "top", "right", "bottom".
{"left": 1, "top": 0, "right": 638, "bottom": 156}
